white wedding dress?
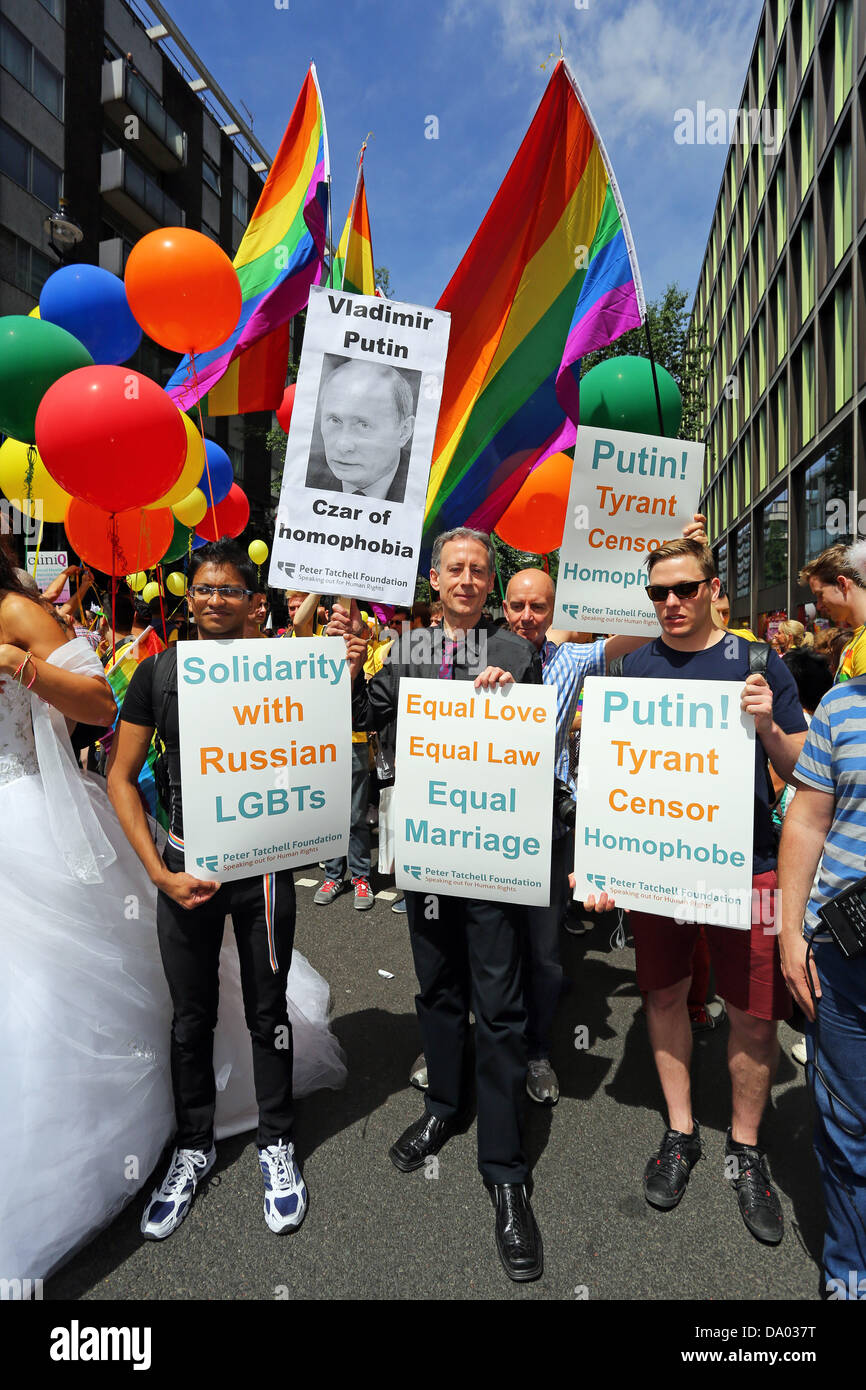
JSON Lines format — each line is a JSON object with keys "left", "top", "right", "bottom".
{"left": 0, "top": 639, "right": 346, "bottom": 1284}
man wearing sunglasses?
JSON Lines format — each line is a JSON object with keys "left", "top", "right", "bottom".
{"left": 585, "top": 538, "right": 807, "bottom": 1245}
{"left": 108, "top": 540, "right": 308, "bottom": 1243}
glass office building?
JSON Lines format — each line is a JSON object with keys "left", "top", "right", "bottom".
{"left": 691, "top": 0, "right": 865, "bottom": 634}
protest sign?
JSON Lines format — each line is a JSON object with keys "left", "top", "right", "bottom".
{"left": 269, "top": 285, "right": 450, "bottom": 604}
{"left": 554, "top": 425, "right": 704, "bottom": 636}
{"left": 176, "top": 637, "right": 351, "bottom": 882}
{"left": 393, "top": 678, "right": 557, "bottom": 905}
{"left": 574, "top": 675, "right": 755, "bottom": 926}
{"left": 27, "top": 550, "right": 70, "bottom": 602}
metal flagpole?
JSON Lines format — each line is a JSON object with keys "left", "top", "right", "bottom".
{"left": 643, "top": 316, "right": 666, "bottom": 436}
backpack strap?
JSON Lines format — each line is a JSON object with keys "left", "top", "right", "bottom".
{"left": 747, "top": 641, "right": 771, "bottom": 677}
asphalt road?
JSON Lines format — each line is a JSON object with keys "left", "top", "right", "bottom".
{"left": 47, "top": 859, "right": 824, "bottom": 1303}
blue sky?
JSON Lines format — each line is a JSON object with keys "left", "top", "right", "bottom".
{"left": 161, "top": 0, "right": 765, "bottom": 311}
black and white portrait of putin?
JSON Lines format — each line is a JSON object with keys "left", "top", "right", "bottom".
{"left": 305, "top": 358, "right": 416, "bottom": 503}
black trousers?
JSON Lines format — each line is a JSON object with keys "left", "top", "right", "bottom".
{"left": 522, "top": 831, "right": 573, "bottom": 1059}
{"left": 156, "top": 844, "right": 296, "bottom": 1150}
{"left": 405, "top": 890, "right": 528, "bottom": 1184}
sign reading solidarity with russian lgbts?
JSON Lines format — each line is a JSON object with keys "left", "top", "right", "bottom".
{"left": 574, "top": 676, "right": 755, "bottom": 927}
{"left": 269, "top": 285, "right": 451, "bottom": 605}
{"left": 554, "top": 425, "right": 704, "bottom": 636}
{"left": 177, "top": 638, "right": 351, "bottom": 882}
{"left": 393, "top": 678, "right": 557, "bottom": 905}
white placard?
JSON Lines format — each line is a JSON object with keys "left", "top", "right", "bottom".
{"left": 269, "top": 285, "right": 451, "bottom": 604}
{"left": 26, "top": 549, "right": 69, "bottom": 602}
{"left": 574, "top": 676, "right": 755, "bottom": 926}
{"left": 176, "top": 638, "right": 351, "bottom": 882}
{"left": 393, "top": 678, "right": 557, "bottom": 905}
{"left": 554, "top": 425, "right": 704, "bottom": 636}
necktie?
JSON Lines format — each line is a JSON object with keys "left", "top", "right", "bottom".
{"left": 438, "top": 637, "right": 458, "bottom": 681}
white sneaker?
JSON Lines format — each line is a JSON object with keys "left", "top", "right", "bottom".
{"left": 258, "top": 1139, "right": 308, "bottom": 1233}
{"left": 141, "top": 1144, "right": 216, "bottom": 1240}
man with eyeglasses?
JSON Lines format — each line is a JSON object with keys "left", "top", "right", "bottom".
{"left": 584, "top": 538, "right": 807, "bottom": 1244}
{"left": 107, "top": 540, "right": 308, "bottom": 1242}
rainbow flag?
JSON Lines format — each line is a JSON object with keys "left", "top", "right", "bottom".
{"left": 423, "top": 59, "right": 644, "bottom": 552}
{"left": 167, "top": 64, "right": 329, "bottom": 413}
{"left": 101, "top": 627, "right": 167, "bottom": 826}
{"left": 330, "top": 142, "right": 375, "bottom": 296}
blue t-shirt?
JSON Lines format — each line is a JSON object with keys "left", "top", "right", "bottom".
{"left": 621, "top": 634, "right": 807, "bottom": 873}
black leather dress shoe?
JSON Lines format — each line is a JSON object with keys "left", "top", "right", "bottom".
{"left": 389, "top": 1112, "right": 457, "bottom": 1172}
{"left": 487, "top": 1182, "right": 543, "bottom": 1282}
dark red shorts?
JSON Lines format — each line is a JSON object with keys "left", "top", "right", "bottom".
{"left": 630, "top": 871, "right": 791, "bottom": 1022}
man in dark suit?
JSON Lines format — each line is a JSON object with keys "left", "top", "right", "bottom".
{"left": 330, "top": 527, "right": 545, "bottom": 1282}
{"left": 305, "top": 360, "right": 414, "bottom": 502}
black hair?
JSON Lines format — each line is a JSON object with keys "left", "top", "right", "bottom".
{"left": 187, "top": 539, "right": 256, "bottom": 592}
{"left": 782, "top": 648, "right": 833, "bottom": 714}
{"left": 110, "top": 584, "right": 136, "bottom": 631}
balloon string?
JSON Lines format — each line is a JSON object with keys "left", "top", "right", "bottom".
{"left": 189, "top": 352, "right": 217, "bottom": 535}
{"left": 111, "top": 575, "right": 117, "bottom": 668}
{"left": 156, "top": 563, "right": 168, "bottom": 644}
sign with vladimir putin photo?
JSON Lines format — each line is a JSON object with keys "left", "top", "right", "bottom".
{"left": 269, "top": 285, "right": 451, "bottom": 604}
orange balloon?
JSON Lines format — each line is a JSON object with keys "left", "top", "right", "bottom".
{"left": 65, "top": 499, "right": 174, "bottom": 574}
{"left": 494, "top": 451, "right": 573, "bottom": 553}
{"left": 124, "top": 228, "right": 241, "bottom": 355}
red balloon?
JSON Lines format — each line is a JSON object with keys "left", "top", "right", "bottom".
{"left": 276, "top": 383, "right": 296, "bottom": 434}
{"left": 65, "top": 499, "right": 175, "bottom": 574}
{"left": 124, "top": 228, "right": 242, "bottom": 355}
{"left": 494, "top": 451, "right": 574, "bottom": 553}
{"left": 195, "top": 483, "right": 250, "bottom": 541}
{"left": 36, "top": 366, "right": 186, "bottom": 511}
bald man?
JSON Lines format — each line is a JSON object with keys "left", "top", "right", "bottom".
{"left": 305, "top": 360, "right": 416, "bottom": 502}
{"left": 503, "top": 517, "right": 709, "bottom": 1104}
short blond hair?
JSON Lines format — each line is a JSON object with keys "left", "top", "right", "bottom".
{"left": 646, "top": 537, "right": 716, "bottom": 580}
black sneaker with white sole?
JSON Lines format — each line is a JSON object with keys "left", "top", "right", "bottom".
{"left": 643, "top": 1124, "right": 702, "bottom": 1209}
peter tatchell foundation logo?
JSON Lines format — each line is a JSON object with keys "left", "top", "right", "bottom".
{"left": 49, "top": 1320, "right": 152, "bottom": 1371}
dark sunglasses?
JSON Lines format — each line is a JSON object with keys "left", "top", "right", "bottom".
{"left": 645, "top": 579, "right": 710, "bottom": 602}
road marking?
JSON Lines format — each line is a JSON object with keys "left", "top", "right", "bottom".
{"left": 376, "top": 890, "right": 398, "bottom": 901}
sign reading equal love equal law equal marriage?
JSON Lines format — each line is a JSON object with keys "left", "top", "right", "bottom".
{"left": 574, "top": 676, "right": 756, "bottom": 927}
{"left": 269, "top": 285, "right": 451, "bottom": 606}
{"left": 554, "top": 424, "right": 705, "bottom": 637}
{"left": 393, "top": 678, "right": 558, "bottom": 906}
{"left": 177, "top": 638, "right": 352, "bottom": 882}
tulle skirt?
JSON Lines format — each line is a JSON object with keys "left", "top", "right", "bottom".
{"left": 0, "top": 772, "right": 346, "bottom": 1283}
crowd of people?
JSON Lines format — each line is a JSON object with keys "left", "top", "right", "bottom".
{"left": 1, "top": 521, "right": 865, "bottom": 1296}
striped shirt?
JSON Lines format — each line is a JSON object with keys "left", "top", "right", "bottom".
{"left": 543, "top": 638, "right": 606, "bottom": 790}
{"left": 792, "top": 676, "right": 866, "bottom": 939}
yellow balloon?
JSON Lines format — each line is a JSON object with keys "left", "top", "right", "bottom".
{"left": 0, "top": 437, "right": 72, "bottom": 523}
{"left": 248, "top": 539, "right": 269, "bottom": 565}
{"left": 145, "top": 412, "right": 207, "bottom": 509}
{"left": 127, "top": 571, "right": 148, "bottom": 592}
{"left": 166, "top": 571, "right": 187, "bottom": 596}
{"left": 142, "top": 581, "right": 163, "bottom": 604}
{"left": 173, "top": 486, "right": 207, "bottom": 527}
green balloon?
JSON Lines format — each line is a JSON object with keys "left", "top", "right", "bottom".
{"left": 162, "top": 516, "right": 193, "bottom": 563}
{"left": 579, "top": 355, "right": 682, "bottom": 436}
{"left": 0, "top": 315, "right": 94, "bottom": 444}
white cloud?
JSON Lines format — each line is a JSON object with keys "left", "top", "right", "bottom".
{"left": 443, "top": 0, "right": 764, "bottom": 145}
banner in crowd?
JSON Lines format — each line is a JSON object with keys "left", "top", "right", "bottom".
{"left": 554, "top": 425, "right": 704, "bottom": 636}
{"left": 176, "top": 637, "right": 351, "bottom": 881}
{"left": 393, "top": 677, "right": 557, "bottom": 905}
{"left": 26, "top": 549, "right": 70, "bottom": 602}
{"left": 574, "top": 676, "right": 755, "bottom": 926}
{"left": 269, "top": 285, "right": 451, "bottom": 604}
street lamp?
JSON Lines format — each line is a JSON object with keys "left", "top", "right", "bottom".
{"left": 43, "top": 199, "right": 84, "bottom": 262}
